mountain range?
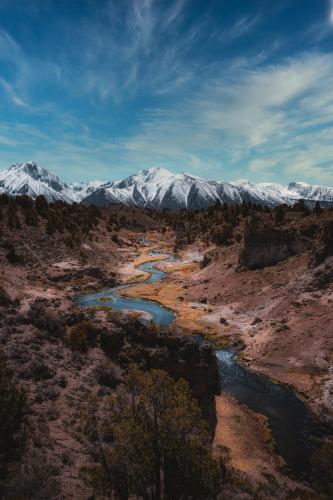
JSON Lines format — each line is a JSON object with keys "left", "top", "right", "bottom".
{"left": 1, "top": 162, "right": 332, "bottom": 209}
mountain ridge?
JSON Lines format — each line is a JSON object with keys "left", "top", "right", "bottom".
{"left": 1, "top": 162, "right": 332, "bottom": 209}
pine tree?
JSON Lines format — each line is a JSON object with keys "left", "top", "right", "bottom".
{"left": 294, "top": 198, "right": 310, "bottom": 216}
{"left": 313, "top": 201, "right": 322, "bottom": 216}
{"left": 35, "top": 195, "right": 49, "bottom": 217}
{"left": 6, "top": 204, "right": 21, "bottom": 229}
{"left": 82, "top": 366, "right": 221, "bottom": 499}
{"left": 274, "top": 205, "right": 285, "bottom": 225}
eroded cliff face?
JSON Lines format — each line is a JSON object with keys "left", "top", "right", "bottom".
{"left": 239, "top": 222, "right": 312, "bottom": 269}
{"left": 309, "top": 220, "right": 333, "bottom": 268}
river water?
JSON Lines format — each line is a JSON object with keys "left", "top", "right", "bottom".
{"left": 77, "top": 246, "right": 325, "bottom": 478}
{"left": 77, "top": 251, "right": 175, "bottom": 327}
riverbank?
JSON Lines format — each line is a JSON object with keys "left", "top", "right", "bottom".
{"left": 118, "top": 238, "right": 217, "bottom": 334}
{"left": 114, "top": 233, "right": 320, "bottom": 493}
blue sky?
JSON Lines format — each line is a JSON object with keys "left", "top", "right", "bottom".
{"left": 0, "top": 0, "right": 333, "bottom": 185}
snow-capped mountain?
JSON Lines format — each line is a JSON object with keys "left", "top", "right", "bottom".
{"left": 0, "top": 162, "right": 76, "bottom": 203}
{"left": 84, "top": 167, "right": 225, "bottom": 209}
{"left": 0, "top": 162, "right": 99, "bottom": 203}
{"left": 1, "top": 162, "right": 332, "bottom": 209}
{"left": 288, "top": 182, "right": 333, "bottom": 204}
{"left": 82, "top": 167, "right": 333, "bottom": 209}
{"left": 69, "top": 180, "right": 103, "bottom": 201}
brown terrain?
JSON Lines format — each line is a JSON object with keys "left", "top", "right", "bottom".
{"left": 120, "top": 206, "right": 333, "bottom": 496}
{"left": 1, "top": 195, "right": 333, "bottom": 498}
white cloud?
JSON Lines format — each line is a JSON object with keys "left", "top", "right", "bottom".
{"left": 0, "top": 4, "right": 332, "bottom": 186}
{"left": 118, "top": 52, "right": 333, "bottom": 184}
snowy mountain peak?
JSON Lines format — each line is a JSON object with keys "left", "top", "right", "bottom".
{"left": 1, "top": 162, "right": 332, "bottom": 209}
{"left": 288, "top": 181, "right": 310, "bottom": 189}
{"left": 9, "top": 162, "right": 65, "bottom": 189}
{"left": 10, "top": 162, "right": 45, "bottom": 180}
{"left": 287, "top": 181, "right": 333, "bottom": 202}
{"left": 133, "top": 166, "right": 174, "bottom": 182}
{"left": 10, "top": 161, "right": 36, "bottom": 172}
{"left": 69, "top": 180, "right": 103, "bottom": 201}
{"left": 10, "top": 161, "right": 50, "bottom": 177}
{"left": 231, "top": 179, "right": 256, "bottom": 188}
{"left": 0, "top": 161, "right": 77, "bottom": 202}
{"left": 83, "top": 169, "right": 333, "bottom": 209}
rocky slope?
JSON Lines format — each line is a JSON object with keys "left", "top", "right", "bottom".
{"left": 0, "top": 299, "right": 220, "bottom": 497}
{"left": 0, "top": 200, "right": 222, "bottom": 498}
{"left": 175, "top": 209, "right": 333, "bottom": 426}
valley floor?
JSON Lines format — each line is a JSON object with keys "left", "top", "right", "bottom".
{"left": 1, "top": 215, "right": 332, "bottom": 498}
{"left": 118, "top": 230, "right": 333, "bottom": 494}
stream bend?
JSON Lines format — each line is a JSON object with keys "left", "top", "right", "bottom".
{"left": 77, "top": 246, "right": 325, "bottom": 478}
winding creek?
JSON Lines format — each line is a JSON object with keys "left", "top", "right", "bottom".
{"left": 77, "top": 251, "right": 176, "bottom": 327}
{"left": 77, "top": 244, "right": 325, "bottom": 479}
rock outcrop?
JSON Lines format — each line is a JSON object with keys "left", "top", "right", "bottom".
{"left": 309, "top": 220, "right": 333, "bottom": 268}
{"left": 239, "top": 221, "right": 310, "bottom": 269}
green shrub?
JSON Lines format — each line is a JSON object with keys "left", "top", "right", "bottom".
{"left": 200, "top": 253, "right": 212, "bottom": 268}
{"left": 293, "top": 199, "right": 310, "bottom": 216}
{"left": 111, "top": 233, "right": 119, "bottom": 243}
{"left": 211, "top": 223, "right": 233, "bottom": 245}
{"left": 312, "top": 437, "right": 333, "bottom": 496}
{"left": 69, "top": 323, "right": 88, "bottom": 353}
{"left": 69, "top": 320, "right": 98, "bottom": 353}
{"left": 24, "top": 207, "right": 39, "bottom": 226}
{"left": 96, "top": 361, "right": 120, "bottom": 388}
{"left": 6, "top": 204, "right": 21, "bottom": 229}
{"left": 5, "top": 243, "right": 22, "bottom": 265}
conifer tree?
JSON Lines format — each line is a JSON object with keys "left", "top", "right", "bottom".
{"left": 82, "top": 366, "right": 221, "bottom": 499}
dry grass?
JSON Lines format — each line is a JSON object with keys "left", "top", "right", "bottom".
{"left": 213, "top": 393, "right": 285, "bottom": 483}
{"left": 120, "top": 281, "right": 205, "bottom": 331}
{"left": 120, "top": 237, "right": 220, "bottom": 333}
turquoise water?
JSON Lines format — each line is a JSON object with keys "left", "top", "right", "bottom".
{"left": 76, "top": 250, "right": 175, "bottom": 326}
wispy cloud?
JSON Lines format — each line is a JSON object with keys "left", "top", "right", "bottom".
{"left": 117, "top": 52, "right": 333, "bottom": 184}
{"left": 0, "top": 1, "right": 332, "bottom": 185}
{"left": 222, "top": 13, "right": 262, "bottom": 43}
{"left": 0, "top": 26, "right": 22, "bottom": 61}
{"left": 0, "top": 77, "right": 28, "bottom": 107}
{"left": 69, "top": 0, "right": 197, "bottom": 101}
